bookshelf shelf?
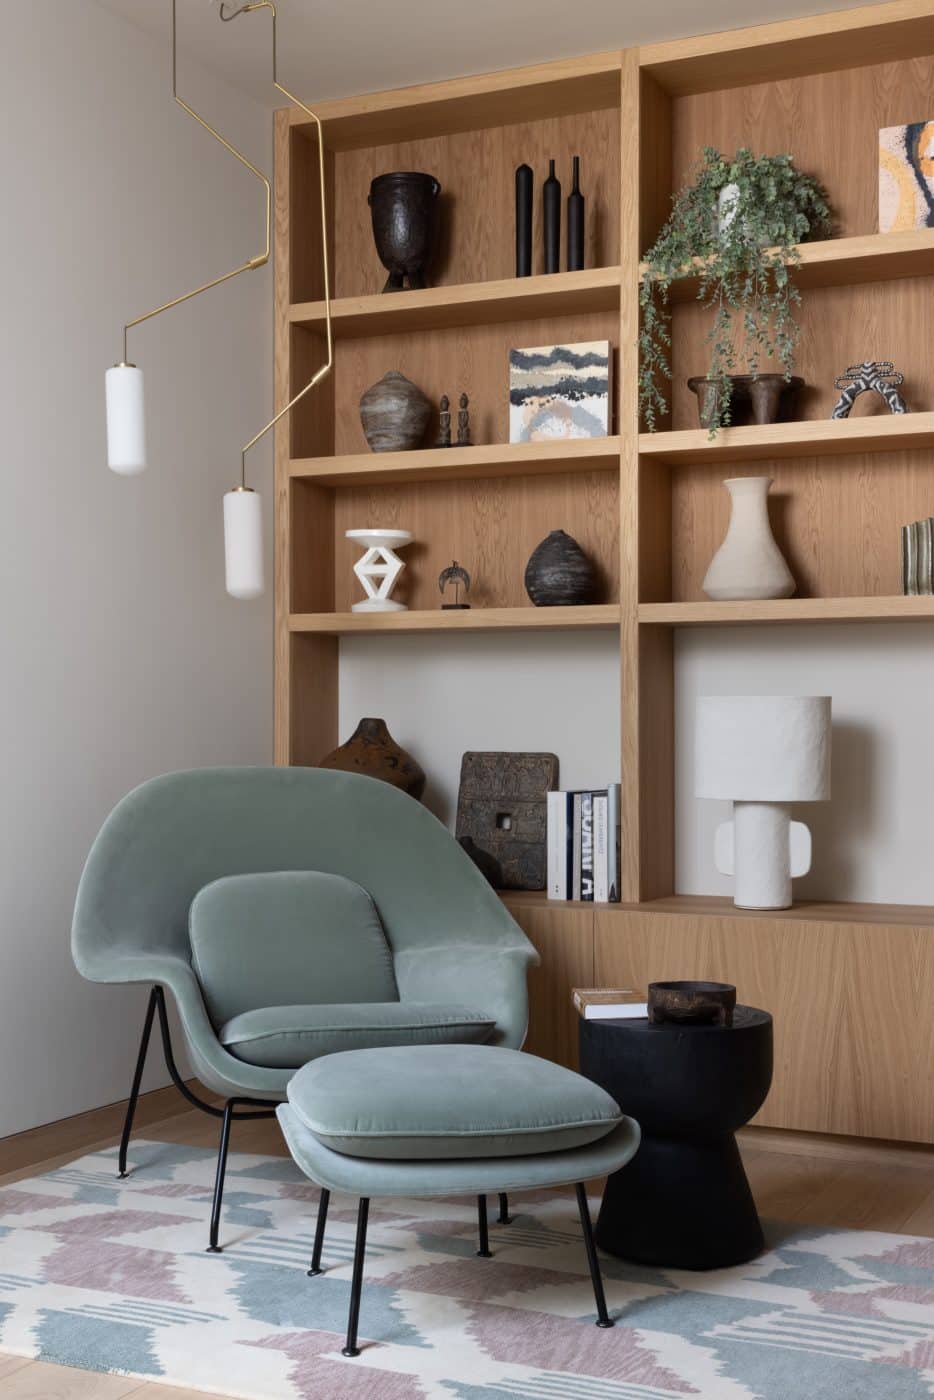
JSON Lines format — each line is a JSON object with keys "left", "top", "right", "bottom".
{"left": 291, "top": 266, "right": 621, "bottom": 338}
{"left": 638, "top": 596, "right": 934, "bottom": 626}
{"left": 502, "top": 890, "right": 934, "bottom": 929}
{"left": 643, "top": 230, "right": 934, "bottom": 305}
{"left": 639, "top": 412, "right": 934, "bottom": 465}
{"left": 289, "top": 605, "right": 621, "bottom": 635}
{"left": 292, "top": 436, "right": 621, "bottom": 486}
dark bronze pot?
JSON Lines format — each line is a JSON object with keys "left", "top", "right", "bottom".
{"left": 369, "top": 172, "right": 441, "bottom": 292}
{"left": 648, "top": 980, "right": 737, "bottom": 1027}
{"left": 318, "top": 717, "right": 426, "bottom": 800}
{"left": 688, "top": 374, "right": 804, "bottom": 429}
{"left": 524, "top": 530, "right": 597, "bottom": 606}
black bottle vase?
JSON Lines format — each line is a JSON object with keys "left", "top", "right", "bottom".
{"left": 543, "top": 159, "right": 561, "bottom": 274}
{"left": 515, "top": 164, "right": 533, "bottom": 277}
{"left": 567, "top": 156, "right": 584, "bottom": 271}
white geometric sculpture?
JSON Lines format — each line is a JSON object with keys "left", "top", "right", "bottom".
{"left": 695, "top": 695, "right": 832, "bottom": 910}
{"left": 346, "top": 528, "right": 413, "bottom": 612}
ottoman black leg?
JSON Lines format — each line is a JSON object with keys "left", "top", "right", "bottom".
{"left": 497, "top": 1192, "right": 511, "bottom": 1224}
{"left": 575, "top": 1183, "right": 613, "bottom": 1328}
{"left": 307, "top": 1188, "right": 330, "bottom": 1276}
{"left": 343, "top": 1197, "right": 370, "bottom": 1358}
{"left": 476, "top": 1195, "right": 492, "bottom": 1257}
{"left": 596, "top": 1133, "right": 764, "bottom": 1270}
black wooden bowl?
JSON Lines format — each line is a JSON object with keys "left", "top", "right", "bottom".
{"left": 648, "top": 980, "right": 736, "bottom": 1027}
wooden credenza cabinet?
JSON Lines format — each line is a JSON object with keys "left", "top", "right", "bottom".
{"left": 505, "top": 893, "right": 934, "bottom": 1144}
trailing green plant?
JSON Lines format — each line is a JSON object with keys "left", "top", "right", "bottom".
{"left": 639, "top": 148, "right": 832, "bottom": 433}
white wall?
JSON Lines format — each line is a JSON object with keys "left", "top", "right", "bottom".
{"left": 675, "top": 624, "right": 934, "bottom": 903}
{"left": 0, "top": 2, "right": 272, "bottom": 1138}
{"left": 339, "top": 634, "right": 620, "bottom": 825}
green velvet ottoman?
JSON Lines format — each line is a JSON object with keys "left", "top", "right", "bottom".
{"left": 277, "top": 1043, "right": 641, "bottom": 1356}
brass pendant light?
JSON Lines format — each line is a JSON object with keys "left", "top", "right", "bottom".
{"left": 105, "top": 0, "right": 332, "bottom": 600}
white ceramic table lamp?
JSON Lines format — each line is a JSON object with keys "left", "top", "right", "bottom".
{"left": 695, "top": 695, "right": 831, "bottom": 910}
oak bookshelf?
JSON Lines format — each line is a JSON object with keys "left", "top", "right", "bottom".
{"left": 275, "top": 0, "right": 934, "bottom": 1141}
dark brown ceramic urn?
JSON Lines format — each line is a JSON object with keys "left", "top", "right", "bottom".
{"left": 318, "top": 717, "right": 426, "bottom": 800}
{"left": 369, "top": 172, "right": 441, "bottom": 292}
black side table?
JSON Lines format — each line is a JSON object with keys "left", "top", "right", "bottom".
{"left": 579, "top": 1006, "right": 773, "bottom": 1270}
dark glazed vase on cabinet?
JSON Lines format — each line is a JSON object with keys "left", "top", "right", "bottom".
{"left": 318, "top": 718, "right": 426, "bottom": 800}
{"left": 524, "top": 530, "right": 597, "bottom": 606}
{"left": 369, "top": 172, "right": 441, "bottom": 292}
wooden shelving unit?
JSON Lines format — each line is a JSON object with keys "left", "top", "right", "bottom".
{"left": 649, "top": 228, "right": 934, "bottom": 303}
{"left": 639, "top": 596, "right": 934, "bottom": 626}
{"left": 291, "top": 266, "right": 621, "bottom": 336}
{"left": 639, "top": 411, "right": 934, "bottom": 464}
{"left": 290, "top": 604, "right": 620, "bottom": 634}
{"left": 275, "top": 2, "right": 934, "bottom": 1139}
{"left": 291, "top": 436, "right": 621, "bottom": 485}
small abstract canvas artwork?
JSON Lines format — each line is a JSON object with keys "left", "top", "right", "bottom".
{"left": 509, "top": 340, "right": 611, "bottom": 443}
{"left": 879, "top": 121, "right": 934, "bottom": 231}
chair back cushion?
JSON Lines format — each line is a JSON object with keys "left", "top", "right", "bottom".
{"left": 189, "top": 870, "right": 398, "bottom": 1026}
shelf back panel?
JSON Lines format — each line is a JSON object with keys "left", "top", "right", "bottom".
{"left": 320, "top": 468, "right": 620, "bottom": 614}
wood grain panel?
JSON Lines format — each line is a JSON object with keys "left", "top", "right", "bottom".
{"left": 595, "top": 906, "right": 934, "bottom": 1142}
{"left": 329, "top": 468, "right": 619, "bottom": 612}
{"left": 508, "top": 901, "right": 595, "bottom": 1069}
{"left": 289, "top": 633, "right": 339, "bottom": 766}
{"left": 639, "top": 1, "right": 934, "bottom": 96}
{"left": 322, "top": 310, "right": 619, "bottom": 457}
{"left": 669, "top": 448, "right": 934, "bottom": 601}
{"left": 670, "top": 55, "right": 934, "bottom": 239}
{"left": 332, "top": 108, "right": 620, "bottom": 297}
{"left": 274, "top": 109, "right": 293, "bottom": 766}
{"left": 641, "top": 410, "right": 934, "bottom": 462}
{"left": 640, "top": 595, "right": 934, "bottom": 624}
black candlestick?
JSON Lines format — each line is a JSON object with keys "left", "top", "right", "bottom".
{"left": 543, "top": 159, "right": 561, "bottom": 274}
{"left": 567, "top": 155, "right": 584, "bottom": 271}
{"left": 515, "top": 164, "right": 533, "bottom": 277}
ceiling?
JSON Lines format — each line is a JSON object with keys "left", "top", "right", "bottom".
{"left": 97, "top": 0, "right": 860, "bottom": 107}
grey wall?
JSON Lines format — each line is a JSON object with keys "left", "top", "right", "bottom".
{"left": 0, "top": 1, "right": 273, "bottom": 1138}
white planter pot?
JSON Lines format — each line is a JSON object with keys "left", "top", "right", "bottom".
{"left": 702, "top": 476, "right": 795, "bottom": 601}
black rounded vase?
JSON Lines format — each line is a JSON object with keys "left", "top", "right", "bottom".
{"left": 369, "top": 172, "right": 441, "bottom": 292}
{"left": 524, "top": 530, "right": 597, "bottom": 606}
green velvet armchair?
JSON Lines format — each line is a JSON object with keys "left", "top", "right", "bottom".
{"left": 72, "top": 766, "right": 538, "bottom": 1249}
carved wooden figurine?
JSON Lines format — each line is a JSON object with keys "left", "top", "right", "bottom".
{"left": 456, "top": 392, "right": 471, "bottom": 447}
{"left": 436, "top": 394, "right": 452, "bottom": 447}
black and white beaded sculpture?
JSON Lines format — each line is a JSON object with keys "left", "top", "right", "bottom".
{"left": 831, "top": 361, "right": 907, "bottom": 418}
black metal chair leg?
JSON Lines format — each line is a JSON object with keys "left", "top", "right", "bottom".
{"left": 307, "top": 1188, "right": 330, "bottom": 1275}
{"left": 575, "top": 1183, "right": 613, "bottom": 1328}
{"left": 117, "top": 987, "right": 159, "bottom": 1179}
{"left": 497, "top": 1191, "right": 512, "bottom": 1224}
{"left": 207, "top": 1100, "right": 235, "bottom": 1253}
{"left": 476, "top": 1194, "right": 492, "bottom": 1257}
{"left": 342, "top": 1198, "right": 370, "bottom": 1358}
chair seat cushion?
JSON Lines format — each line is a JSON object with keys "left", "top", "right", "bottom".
{"left": 219, "top": 1003, "right": 496, "bottom": 1068}
{"left": 287, "top": 1044, "right": 622, "bottom": 1159}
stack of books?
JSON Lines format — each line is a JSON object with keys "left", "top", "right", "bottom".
{"left": 572, "top": 987, "right": 648, "bottom": 1020}
{"left": 546, "top": 785, "right": 620, "bottom": 902}
{"left": 902, "top": 517, "right": 934, "bottom": 594}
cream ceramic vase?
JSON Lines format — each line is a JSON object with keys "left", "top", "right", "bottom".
{"left": 702, "top": 476, "right": 795, "bottom": 601}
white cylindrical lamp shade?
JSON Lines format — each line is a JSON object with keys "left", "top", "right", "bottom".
{"left": 105, "top": 365, "right": 146, "bottom": 475}
{"left": 696, "top": 695, "right": 831, "bottom": 801}
{"left": 224, "top": 487, "right": 264, "bottom": 600}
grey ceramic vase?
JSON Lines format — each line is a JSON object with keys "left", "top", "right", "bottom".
{"left": 524, "top": 529, "right": 597, "bottom": 606}
{"left": 359, "top": 371, "right": 431, "bottom": 453}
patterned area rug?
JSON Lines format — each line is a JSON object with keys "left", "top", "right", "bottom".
{"left": 1, "top": 1142, "right": 934, "bottom": 1399}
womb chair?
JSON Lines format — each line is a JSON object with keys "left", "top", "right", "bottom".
{"left": 71, "top": 766, "right": 538, "bottom": 1250}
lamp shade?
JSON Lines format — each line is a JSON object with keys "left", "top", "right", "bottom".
{"left": 105, "top": 365, "right": 146, "bottom": 475}
{"left": 223, "top": 487, "right": 264, "bottom": 600}
{"left": 695, "top": 695, "right": 831, "bottom": 802}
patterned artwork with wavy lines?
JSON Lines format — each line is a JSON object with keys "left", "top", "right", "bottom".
{"left": 3, "top": 1142, "right": 934, "bottom": 1398}
{"left": 879, "top": 121, "right": 934, "bottom": 232}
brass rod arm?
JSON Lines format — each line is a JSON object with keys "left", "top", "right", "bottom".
{"left": 122, "top": 0, "right": 271, "bottom": 361}
{"left": 220, "top": 0, "right": 333, "bottom": 487}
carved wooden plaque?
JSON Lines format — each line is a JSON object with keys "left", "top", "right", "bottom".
{"left": 455, "top": 751, "right": 559, "bottom": 890}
